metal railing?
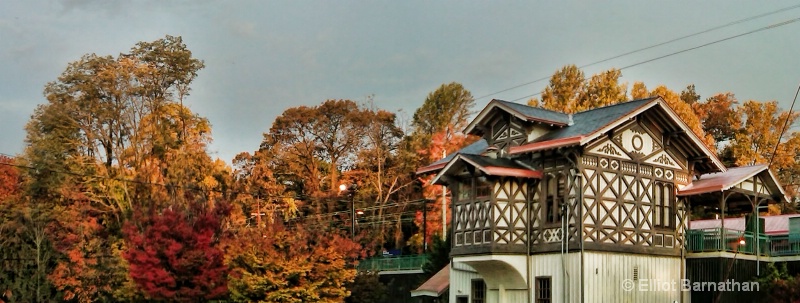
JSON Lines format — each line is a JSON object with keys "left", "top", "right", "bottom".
{"left": 686, "top": 228, "right": 800, "bottom": 256}
{"left": 357, "top": 255, "right": 429, "bottom": 272}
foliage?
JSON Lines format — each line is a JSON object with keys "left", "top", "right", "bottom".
{"left": 528, "top": 65, "right": 627, "bottom": 113}
{"left": 225, "top": 223, "right": 360, "bottom": 303}
{"left": 692, "top": 93, "right": 740, "bottom": 148}
{"left": 123, "top": 200, "right": 230, "bottom": 302}
{"left": 754, "top": 263, "right": 800, "bottom": 302}
{"left": 0, "top": 202, "right": 59, "bottom": 303}
{"left": 422, "top": 232, "right": 451, "bottom": 277}
{"left": 345, "top": 272, "right": 387, "bottom": 303}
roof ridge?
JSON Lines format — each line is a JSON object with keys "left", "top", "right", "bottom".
{"left": 493, "top": 99, "right": 570, "bottom": 117}
{"left": 573, "top": 97, "right": 658, "bottom": 115}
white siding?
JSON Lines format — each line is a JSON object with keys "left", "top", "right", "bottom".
{"left": 583, "top": 252, "right": 681, "bottom": 303}
{"left": 450, "top": 262, "right": 482, "bottom": 303}
{"left": 530, "top": 253, "right": 581, "bottom": 303}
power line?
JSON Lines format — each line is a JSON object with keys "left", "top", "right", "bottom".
{"left": 472, "top": 4, "right": 800, "bottom": 102}
{"left": 1, "top": 152, "right": 434, "bottom": 222}
{"left": 508, "top": 16, "right": 800, "bottom": 103}
{"left": 768, "top": 83, "right": 800, "bottom": 167}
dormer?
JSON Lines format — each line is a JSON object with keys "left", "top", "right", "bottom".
{"left": 464, "top": 100, "right": 570, "bottom": 155}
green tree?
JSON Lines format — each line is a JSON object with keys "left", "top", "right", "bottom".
{"left": 422, "top": 231, "right": 451, "bottom": 276}
{"left": 680, "top": 84, "right": 701, "bottom": 105}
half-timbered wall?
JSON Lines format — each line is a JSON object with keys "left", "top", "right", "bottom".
{"left": 528, "top": 154, "right": 581, "bottom": 251}
{"left": 486, "top": 114, "right": 527, "bottom": 153}
{"left": 452, "top": 175, "right": 530, "bottom": 254}
{"left": 580, "top": 119, "right": 687, "bottom": 255}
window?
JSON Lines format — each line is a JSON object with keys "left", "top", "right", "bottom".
{"left": 476, "top": 176, "right": 492, "bottom": 198}
{"left": 535, "top": 276, "right": 552, "bottom": 303}
{"left": 471, "top": 279, "right": 486, "bottom": 303}
{"left": 457, "top": 179, "right": 471, "bottom": 202}
{"left": 544, "top": 175, "right": 564, "bottom": 224}
{"left": 653, "top": 183, "right": 674, "bottom": 228}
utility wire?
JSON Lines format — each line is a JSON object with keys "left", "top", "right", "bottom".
{"left": 472, "top": 4, "right": 800, "bottom": 101}
{"left": 768, "top": 83, "right": 800, "bottom": 167}
{"left": 509, "top": 16, "right": 800, "bottom": 103}
{"left": 0, "top": 153, "right": 431, "bottom": 221}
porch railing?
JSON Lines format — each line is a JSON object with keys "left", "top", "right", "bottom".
{"left": 686, "top": 228, "right": 800, "bottom": 257}
{"left": 357, "top": 255, "right": 429, "bottom": 272}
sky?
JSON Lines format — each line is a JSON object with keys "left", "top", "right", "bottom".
{"left": 2, "top": 1, "right": 800, "bottom": 163}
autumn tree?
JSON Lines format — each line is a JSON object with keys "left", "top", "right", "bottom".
{"left": 225, "top": 223, "right": 360, "bottom": 303}
{"left": 727, "top": 100, "right": 800, "bottom": 167}
{"left": 692, "top": 92, "right": 740, "bottom": 149}
{"left": 527, "top": 65, "right": 627, "bottom": 113}
{"left": 123, "top": 199, "right": 230, "bottom": 302}
{"left": 264, "top": 100, "right": 368, "bottom": 206}
{"left": 649, "top": 85, "right": 716, "bottom": 150}
{"left": 15, "top": 35, "right": 223, "bottom": 302}
{"left": 409, "top": 82, "right": 478, "bottom": 251}
{"left": 0, "top": 156, "right": 20, "bottom": 203}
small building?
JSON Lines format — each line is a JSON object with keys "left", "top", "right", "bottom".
{"left": 416, "top": 98, "right": 793, "bottom": 303}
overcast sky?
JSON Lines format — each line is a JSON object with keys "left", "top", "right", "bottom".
{"left": 2, "top": 1, "right": 800, "bottom": 163}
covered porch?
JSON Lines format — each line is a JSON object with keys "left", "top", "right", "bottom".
{"left": 679, "top": 164, "right": 790, "bottom": 256}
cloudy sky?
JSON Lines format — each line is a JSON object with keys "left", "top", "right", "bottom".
{"left": 2, "top": 1, "right": 800, "bottom": 163}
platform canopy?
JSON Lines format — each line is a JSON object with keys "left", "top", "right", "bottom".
{"left": 678, "top": 164, "right": 788, "bottom": 214}
{"left": 410, "top": 264, "right": 450, "bottom": 298}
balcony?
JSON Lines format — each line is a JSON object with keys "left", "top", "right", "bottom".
{"left": 686, "top": 228, "right": 800, "bottom": 257}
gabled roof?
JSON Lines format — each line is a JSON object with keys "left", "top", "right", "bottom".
{"left": 416, "top": 139, "right": 488, "bottom": 174}
{"left": 418, "top": 97, "right": 726, "bottom": 175}
{"left": 430, "top": 154, "right": 542, "bottom": 185}
{"left": 410, "top": 264, "right": 450, "bottom": 298}
{"left": 464, "top": 99, "right": 569, "bottom": 135}
{"left": 506, "top": 97, "right": 725, "bottom": 173}
{"left": 677, "top": 164, "right": 787, "bottom": 201}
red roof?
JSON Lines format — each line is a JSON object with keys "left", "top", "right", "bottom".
{"left": 483, "top": 166, "right": 543, "bottom": 178}
{"left": 509, "top": 135, "right": 584, "bottom": 154}
{"left": 410, "top": 264, "right": 450, "bottom": 297}
{"left": 677, "top": 165, "right": 767, "bottom": 196}
{"left": 690, "top": 214, "right": 800, "bottom": 235}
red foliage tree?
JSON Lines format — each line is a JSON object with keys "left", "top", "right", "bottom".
{"left": 0, "top": 155, "right": 20, "bottom": 203}
{"left": 123, "top": 201, "right": 230, "bottom": 301}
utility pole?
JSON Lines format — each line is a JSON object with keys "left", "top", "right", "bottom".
{"left": 442, "top": 149, "right": 447, "bottom": 240}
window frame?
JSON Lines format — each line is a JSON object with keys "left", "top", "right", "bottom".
{"left": 471, "top": 279, "right": 486, "bottom": 303}
{"left": 535, "top": 276, "right": 552, "bottom": 303}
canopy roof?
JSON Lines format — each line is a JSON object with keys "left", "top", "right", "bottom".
{"left": 431, "top": 154, "right": 542, "bottom": 185}
{"left": 677, "top": 164, "right": 787, "bottom": 202}
{"left": 410, "top": 264, "right": 450, "bottom": 298}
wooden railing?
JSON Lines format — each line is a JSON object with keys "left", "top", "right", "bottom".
{"left": 686, "top": 228, "right": 800, "bottom": 256}
{"left": 357, "top": 255, "right": 429, "bottom": 272}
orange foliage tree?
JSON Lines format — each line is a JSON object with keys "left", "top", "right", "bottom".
{"left": 225, "top": 223, "right": 361, "bottom": 302}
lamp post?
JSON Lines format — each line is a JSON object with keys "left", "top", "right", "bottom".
{"left": 339, "top": 184, "right": 357, "bottom": 239}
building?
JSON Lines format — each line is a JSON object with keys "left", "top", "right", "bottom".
{"left": 415, "top": 97, "right": 790, "bottom": 303}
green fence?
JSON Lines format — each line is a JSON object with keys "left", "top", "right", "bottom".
{"left": 357, "top": 255, "right": 429, "bottom": 272}
{"left": 686, "top": 228, "right": 800, "bottom": 256}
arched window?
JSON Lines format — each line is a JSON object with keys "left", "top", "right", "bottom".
{"left": 653, "top": 182, "right": 674, "bottom": 228}
{"left": 653, "top": 182, "right": 663, "bottom": 228}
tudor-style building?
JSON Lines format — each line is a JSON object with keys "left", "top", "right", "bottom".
{"left": 416, "top": 98, "right": 788, "bottom": 303}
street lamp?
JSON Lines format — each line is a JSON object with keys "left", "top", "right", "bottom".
{"left": 339, "top": 184, "right": 357, "bottom": 238}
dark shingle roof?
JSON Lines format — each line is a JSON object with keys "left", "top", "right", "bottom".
{"left": 531, "top": 98, "right": 656, "bottom": 142}
{"left": 460, "top": 154, "right": 529, "bottom": 170}
{"left": 495, "top": 100, "right": 570, "bottom": 125}
{"left": 416, "top": 139, "right": 488, "bottom": 174}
